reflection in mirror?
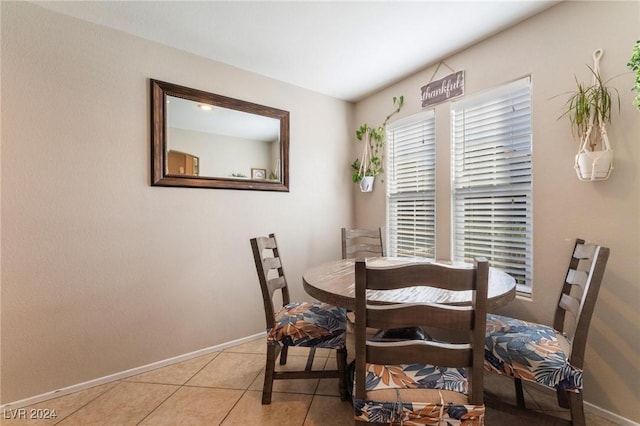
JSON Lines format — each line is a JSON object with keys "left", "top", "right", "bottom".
{"left": 167, "top": 96, "right": 281, "bottom": 179}
{"left": 151, "top": 80, "right": 289, "bottom": 191}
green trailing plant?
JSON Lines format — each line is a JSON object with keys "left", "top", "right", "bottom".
{"left": 560, "top": 65, "right": 620, "bottom": 151}
{"left": 351, "top": 95, "right": 404, "bottom": 183}
{"left": 628, "top": 40, "right": 640, "bottom": 110}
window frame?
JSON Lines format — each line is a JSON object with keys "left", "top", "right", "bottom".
{"left": 385, "top": 110, "right": 437, "bottom": 258}
{"left": 450, "top": 77, "right": 533, "bottom": 293}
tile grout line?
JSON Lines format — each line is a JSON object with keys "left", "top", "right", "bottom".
{"left": 133, "top": 351, "right": 223, "bottom": 426}
{"left": 50, "top": 381, "right": 122, "bottom": 425}
{"left": 135, "top": 384, "right": 183, "bottom": 426}
{"left": 218, "top": 363, "right": 266, "bottom": 425}
{"left": 214, "top": 345, "right": 267, "bottom": 425}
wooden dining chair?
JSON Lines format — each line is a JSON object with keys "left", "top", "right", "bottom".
{"left": 484, "top": 238, "right": 610, "bottom": 426}
{"left": 250, "top": 233, "right": 348, "bottom": 404}
{"left": 341, "top": 227, "right": 384, "bottom": 259}
{"left": 353, "top": 258, "right": 489, "bottom": 425}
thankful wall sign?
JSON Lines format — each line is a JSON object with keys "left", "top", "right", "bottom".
{"left": 420, "top": 69, "right": 465, "bottom": 108}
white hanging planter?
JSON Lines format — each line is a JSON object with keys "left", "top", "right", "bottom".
{"left": 575, "top": 144, "right": 613, "bottom": 181}
{"left": 356, "top": 134, "right": 378, "bottom": 192}
{"left": 351, "top": 97, "right": 403, "bottom": 192}
{"left": 360, "top": 176, "right": 375, "bottom": 192}
{"left": 573, "top": 49, "right": 614, "bottom": 182}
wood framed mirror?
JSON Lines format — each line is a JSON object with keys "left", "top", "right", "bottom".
{"left": 151, "top": 79, "right": 289, "bottom": 191}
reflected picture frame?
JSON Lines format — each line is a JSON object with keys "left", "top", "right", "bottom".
{"left": 251, "top": 168, "right": 267, "bottom": 180}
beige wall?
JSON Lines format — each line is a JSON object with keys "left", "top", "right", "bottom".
{"left": 354, "top": 1, "right": 640, "bottom": 422}
{"left": 0, "top": 2, "right": 354, "bottom": 403}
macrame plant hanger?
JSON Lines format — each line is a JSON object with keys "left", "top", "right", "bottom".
{"left": 574, "top": 49, "right": 613, "bottom": 181}
{"left": 358, "top": 133, "right": 374, "bottom": 192}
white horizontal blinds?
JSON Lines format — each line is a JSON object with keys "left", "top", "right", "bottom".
{"left": 451, "top": 77, "right": 533, "bottom": 291}
{"left": 386, "top": 111, "right": 436, "bottom": 258}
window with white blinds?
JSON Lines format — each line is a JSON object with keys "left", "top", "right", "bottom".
{"left": 451, "top": 77, "right": 533, "bottom": 292}
{"left": 386, "top": 110, "right": 436, "bottom": 258}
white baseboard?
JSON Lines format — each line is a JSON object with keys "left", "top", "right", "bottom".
{"left": 0, "top": 332, "right": 265, "bottom": 411}
{"left": 585, "top": 401, "right": 640, "bottom": 426}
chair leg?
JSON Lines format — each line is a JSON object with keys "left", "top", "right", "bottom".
{"left": 567, "top": 391, "right": 586, "bottom": 426}
{"left": 262, "top": 345, "right": 278, "bottom": 404}
{"left": 337, "top": 347, "right": 348, "bottom": 401}
{"left": 305, "top": 347, "right": 317, "bottom": 370}
{"left": 279, "top": 345, "right": 289, "bottom": 365}
{"left": 557, "top": 388, "right": 569, "bottom": 408}
{"left": 514, "top": 378, "right": 525, "bottom": 408}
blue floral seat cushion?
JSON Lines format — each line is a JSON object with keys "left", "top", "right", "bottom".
{"left": 353, "top": 363, "right": 485, "bottom": 425}
{"left": 267, "top": 302, "right": 347, "bottom": 348}
{"left": 485, "top": 313, "right": 581, "bottom": 392}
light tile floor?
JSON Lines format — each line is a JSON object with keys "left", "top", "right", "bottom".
{"left": 1, "top": 337, "right": 620, "bottom": 425}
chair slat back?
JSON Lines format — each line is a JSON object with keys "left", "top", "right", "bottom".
{"left": 341, "top": 228, "right": 384, "bottom": 259}
{"left": 366, "top": 303, "right": 474, "bottom": 331}
{"left": 558, "top": 293, "right": 580, "bottom": 314}
{"left": 263, "top": 257, "right": 282, "bottom": 271}
{"left": 364, "top": 262, "right": 480, "bottom": 292}
{"left": 354, "top": 258, "right": 488, "bottom": 406}
{"left": 553, "top": 239, "right": 610, "bottom": 368}
{"left": 250, "top": 234, "right": 290, "bottom": 330}
{"left": 565, "top": 269, "right": 589, "bottom": 288}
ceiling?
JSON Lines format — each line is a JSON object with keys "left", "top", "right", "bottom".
{"left": 33, "top": 0, "right": 559, "bottom": 102}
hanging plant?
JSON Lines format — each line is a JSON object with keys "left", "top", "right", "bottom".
{"left": 627, "top": 40, "right": 640, "bottom": 110}
{"left": 559, "top": 49, "right": 620, "bottom": 181}
{"left": 351, "top": 96, "right": 404, "bottom": 190}
{"left": 561, "top": 66, "right": 620, "bottom": 151}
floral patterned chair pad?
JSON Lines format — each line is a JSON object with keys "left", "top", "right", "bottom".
{"left": 267, "top": 302, "right": 347, "bottom": 348}
{"left": 353, "top": 363, "right": 485, "bottom": 425}
{"left": 484, "top": 313, "right": 581, "bottom": 392}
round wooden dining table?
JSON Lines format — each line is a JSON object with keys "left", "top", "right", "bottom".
{"left": 302, "top": 257, "right": 516, "bottom": 311}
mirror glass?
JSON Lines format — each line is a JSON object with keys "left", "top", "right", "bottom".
{"left": 151, "top": 80, "right": 289, "bottom": 191}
